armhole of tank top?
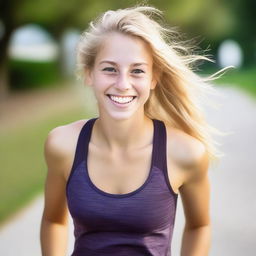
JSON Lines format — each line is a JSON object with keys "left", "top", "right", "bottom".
{"left": 160, "top": 121, "right": 179, "bottom": 198}
{"left": 66, "top": 120, "right": 88, "bottom": 194}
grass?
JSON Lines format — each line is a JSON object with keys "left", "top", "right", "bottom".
{"left": 200, "top": 65, "right": 256, "bottom": 98}
{"left": 215, "top": 66, "right": 256, "bottom": 97}
{"left": 0, "top": 105, "right": 93, "bottom": 225}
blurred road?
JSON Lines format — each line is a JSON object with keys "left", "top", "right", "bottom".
{"left": 0, "top": 85, "right": 256, "bottom": 255}
{"left": 0, "top": 82, "right": 97, "bottom": 133}
{"left": 172, "top": 86, "right": 256, "bottom": 255}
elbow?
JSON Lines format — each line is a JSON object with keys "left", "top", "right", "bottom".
{"left": 184, "top": 222, "right": 211, "bottom": 231}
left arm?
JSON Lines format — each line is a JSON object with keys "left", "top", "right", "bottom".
{"left": 179, "top": 146, "right": 211, "bottom": 256}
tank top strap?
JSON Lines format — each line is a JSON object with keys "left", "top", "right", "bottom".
{"left": 69, "top": 118, "right": 98, "bottom": 177}
{"left": 69, "top": 117, "right": 167, "bottom": 184}
{"left": 152, "top": 119, "right": 168, "bottom": 172}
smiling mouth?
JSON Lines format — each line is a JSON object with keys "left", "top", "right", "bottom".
{"left": 106, "top": 94, "right": 137, "bottom": 104}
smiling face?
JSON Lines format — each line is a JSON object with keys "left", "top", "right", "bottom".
{"left": 86, "top": 32, "right": 156, "bottom": 121}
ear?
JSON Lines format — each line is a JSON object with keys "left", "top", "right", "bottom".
{"left": 150, "top": 77, "right": 157, "bottom": 90}
{"left": 84, "top": 68, "right": 93, "bottom": 86}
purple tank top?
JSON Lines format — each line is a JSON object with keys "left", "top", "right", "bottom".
{"left": 66, "top": 118, "right": 178, "bottom": 256}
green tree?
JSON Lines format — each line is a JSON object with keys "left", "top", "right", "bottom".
{"left": 1, "top": 0, "right": 255, "bottom": 100}
{"left": 0, "top": 0, "right": 98, "bottom": 99}
{"left": 227, "top": 0, "right": 256, "bottom": 65}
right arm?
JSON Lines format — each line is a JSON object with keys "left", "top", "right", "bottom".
{"left": 40, "top": 127, "right": 70, "bottom": 256}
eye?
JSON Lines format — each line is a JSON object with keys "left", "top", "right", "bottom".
{"left": 102, "top": 67, "right": 116, "bottom": 72}
{"left": 132, "top": 69, "right": 145, "bottom": 74}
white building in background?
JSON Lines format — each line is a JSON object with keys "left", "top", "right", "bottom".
{"left": 61, "top": 29, "right": 80, "bottom": 76}
{"left": 8, "top": 24, "right": 80, "bottom": 76}
{"left": 217, "top": 39, "right": 243, "bottom": 68}
{"left": 8, "top": 24, "right": 58, "bottom": 62}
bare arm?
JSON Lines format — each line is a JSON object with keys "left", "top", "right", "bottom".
{"left": 40, "top": 128, "right": 70, "bottom": 256}
{"left": 179, "top": 144, "right": 211, "bottom": 256}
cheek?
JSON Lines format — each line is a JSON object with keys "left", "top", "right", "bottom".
{"left": 91, "top": 75, "right": 107, "bottom": 90}
{"left": 137, "top": 79, "right": 153, "bottom": 93}
{"left": 94, "top": 73, "right": 116, "bottom": 86}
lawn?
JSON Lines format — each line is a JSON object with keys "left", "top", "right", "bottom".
{"left": 0, "top": 105, "right": 92, "bottom": 225}
{"left": 202, "top": 65, "right": 256, "bottom": 99}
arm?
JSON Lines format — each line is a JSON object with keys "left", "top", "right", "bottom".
{"left": 40, "top": 128, "right": 69, "bottom": 256}
{"left": 179, "top": 145, "right": 211, "bottom": 256}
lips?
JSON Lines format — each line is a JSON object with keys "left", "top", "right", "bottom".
{"left": 106, "top": 94, "right": 137, "bottom": 104}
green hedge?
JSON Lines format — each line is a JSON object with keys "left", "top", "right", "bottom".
{"left": 9, "top": 59, "right": 61, "bottom": 90}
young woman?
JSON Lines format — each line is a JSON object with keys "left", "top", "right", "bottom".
{"left": 40, "top": 5, "right": 224, "bottom": 256}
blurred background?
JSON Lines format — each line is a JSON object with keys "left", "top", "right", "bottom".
{"left": 0, "top": 0, "right": 255, "bottom": 255}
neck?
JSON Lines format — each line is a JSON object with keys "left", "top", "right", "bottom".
{"left": 92, "top": 114, "right": 153, "bottom": 151}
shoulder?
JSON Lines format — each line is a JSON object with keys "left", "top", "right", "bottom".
{"left": 165, "top": 123, "right": 209, "bottom": 184}
{"left": 44, "top": 119, "right": 88, "bottom": 178}
{"left": 44, "top": 119, "right": 87, "bottom": 157}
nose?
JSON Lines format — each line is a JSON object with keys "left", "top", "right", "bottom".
{"left": 115, "top": 73, "right": 131, "bottom": 91}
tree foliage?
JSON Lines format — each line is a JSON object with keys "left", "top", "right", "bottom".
{"left": 0, "top": 0, "right": 255, "bottom": 98}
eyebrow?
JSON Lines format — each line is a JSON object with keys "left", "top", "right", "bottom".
{"left": 99, "top": 60, "right": 148, "bottom": 66}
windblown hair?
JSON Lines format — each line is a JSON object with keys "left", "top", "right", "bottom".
{"left": 76, "top": 5, "right": 229, "bottom": 164}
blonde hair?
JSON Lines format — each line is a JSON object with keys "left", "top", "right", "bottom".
{"left": 76, "top": 5, "right": 230, "bottom": 164}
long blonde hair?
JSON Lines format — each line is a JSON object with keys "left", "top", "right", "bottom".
{"left": 76, "top": 5, "right": 229, "bottom": 164}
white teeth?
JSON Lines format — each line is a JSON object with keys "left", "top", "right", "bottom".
{"left": 109, "top": 95, "right": 134, "bottom": 104}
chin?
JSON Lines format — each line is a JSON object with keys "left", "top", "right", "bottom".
{"left": 105, "top": 111, "right": 137, "bottom": 121}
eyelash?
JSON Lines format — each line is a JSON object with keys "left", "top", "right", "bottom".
{"left": 102, "top": 67, "right": 116, "bottom": 72}
{"left": 132, "top": 69, "right": 145, "bottom": 74}
{"left": 102, "top": 67, "right": 145, "bottom": 74}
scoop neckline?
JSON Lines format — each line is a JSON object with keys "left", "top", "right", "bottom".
{"left": 84, "top": 118, "right": 157, "bottom": 198}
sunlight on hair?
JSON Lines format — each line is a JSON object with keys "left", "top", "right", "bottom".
{"left": 76, "top": 5, "right": 231, "bottom": 164}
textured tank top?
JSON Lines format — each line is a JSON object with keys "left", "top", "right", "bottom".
{"left": 66, "top": 117, "right": 178, "bottom": 256}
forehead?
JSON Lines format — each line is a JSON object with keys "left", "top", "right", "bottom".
{"left": 95, "top": 32, "right": 153, "bottom": 65}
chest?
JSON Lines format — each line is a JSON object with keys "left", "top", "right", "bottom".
{"left": 87, "top": 142, "right": 153, "bottom": 195}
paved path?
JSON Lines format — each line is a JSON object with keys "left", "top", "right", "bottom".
{"left": 0, "top": 85, "right": 256, "bottom": 255}
{"left": 172, "top": 86, "right": 256, "bottom": 255}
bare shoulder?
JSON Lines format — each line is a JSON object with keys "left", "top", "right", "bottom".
{"left": 44, "top": 119, "right": 88, "bottom": 180}
{"left": 165, "top": 124, "right": 209, "bottom": 187}
{"left": 166, "top": 125, "right": 207, "bottom": 167}
{"left": 44, "top": 119, "right": 87, "bottom": 156}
